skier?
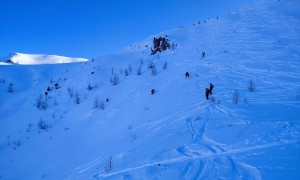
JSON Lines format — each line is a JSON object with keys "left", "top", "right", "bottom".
{"left": 106, "top": 98, "right": 110, "bottom": 102}
{"left": 205, "top": 88, "right": 210, "bottom": 100}
{"left": 209, "top": 83, "right": 214, "bottom": 95}
{"left": 185, "top": 72, "right": 190, "bottom": 79}
{"left": 202, "top": 52, "right": 206, "bottom": 58}
{"left": 151, "top": 89, "right": 156, "bottom": 95}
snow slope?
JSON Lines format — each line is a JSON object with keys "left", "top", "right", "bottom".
{"left": 0, "top": 52, "right": 88, "bottom": 65}
{"left": 0, "top": 0, "right": 300, "bottom": 179}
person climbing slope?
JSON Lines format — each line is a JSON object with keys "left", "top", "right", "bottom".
{"left": 209, "top": 83, "right": 214, "bottom": 95}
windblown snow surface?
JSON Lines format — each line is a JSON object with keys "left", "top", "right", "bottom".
{"left": 0, "top": 0, "right": 300, "bottom": 179}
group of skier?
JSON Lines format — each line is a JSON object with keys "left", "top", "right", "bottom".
{"left": 151, "top": 71, "right": 214, "bottom": 100}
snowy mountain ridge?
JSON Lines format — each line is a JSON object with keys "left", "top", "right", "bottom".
{"left": 0, "top": 52, "right": 88, "bottom": 65}
{"left": 0, "top": 0, "right": 300, "bottom": 179}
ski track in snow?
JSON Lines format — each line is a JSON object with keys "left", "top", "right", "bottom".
{"left": 96, "top": 140, "right": 297, "bottom": 179}
{"left": 90, "top": 102, "right": 297, "bottom": 179}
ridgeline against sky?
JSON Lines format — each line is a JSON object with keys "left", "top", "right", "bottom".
{"left": 0, "top": 0, "right": 260, "bottom": 58}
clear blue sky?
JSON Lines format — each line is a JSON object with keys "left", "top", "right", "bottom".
{"left": 0, "top": 0, "right": 260, "bottom": 58}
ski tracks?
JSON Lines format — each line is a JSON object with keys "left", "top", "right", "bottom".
{"left": 181, "top": 104, "right": 263, "bottom": 179}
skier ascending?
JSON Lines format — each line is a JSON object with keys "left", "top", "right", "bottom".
{"left": 151, "top": 89, "right": 156, "bottom": 95}
{"left": 209, "top": 83, "right": 214, "bottom": 95}
{"left": 185, "top": 72, "right": 190, "bottom": 79}
{"left": 205, "top": 88, "right": 210, "bottom": 100}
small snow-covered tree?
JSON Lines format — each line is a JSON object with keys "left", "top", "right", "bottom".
{"left": 75, "top": 92, "right": 80, "bottom": 104}
{"left": 67, "top": 87, "right": 74, "bottom": 98}
{"left": 99, "top": 100, "right": 105, "bottom": 110}
{"left": 36, "top": 94, "right": 47, "bottom": 110}
{"left": 128, "top": 64, "right": 132, "bottom": 72}
{"left": 140, "top": 59, "right": 144, "bottom": 65}
{"left": 87, "top": 84, "right": 93, "bottom": 91}
{"left": 151, "top": 65, "right": 158, "bottom": 76}
{"left": 124, "top": 68, "right": 129, "bottom": 76}
{"left": 38, "top": 117, "right": 47, "bottom": 130}
{"left": 163, "top": 62, "right": 168, "bottom": 70}
{"left": 232, "top": 90, "right": 239, "bottom": 104}
{"left": 137, "top": 66, "right": 142, "bottom": 75}
{"left": 248, "top": 79, "right": 255, "bottom": 92}
{"left": 111, "top": 67, "right": 114, "bottom": 75}
{"left": 110, "top": 74, "right": 119, "bottom": 85}
{"left": 94, "top": 96, "right": 100, "bottom": 108}
{"left": 8, "top": 83, "right": 13, "bottom": 92}
{"left": 148, "top": 60, "right": 154, "bottom": 69}
{"left": 104, "top": 156, "right": 112, "bottom": 173}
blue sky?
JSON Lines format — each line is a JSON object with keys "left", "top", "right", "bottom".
{"left": 0, "top": 0, "right": 260, "bottom": 58}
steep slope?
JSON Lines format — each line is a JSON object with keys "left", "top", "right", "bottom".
{"left": 0, "top": 0, "right": 300, "bottom": 179}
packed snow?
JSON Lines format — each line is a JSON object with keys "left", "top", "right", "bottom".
{"left": 0, "top": 52, "right": 88, "bottom": 65}
{"left": 0, "top": 0, "right": 300, "bottom": 179}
